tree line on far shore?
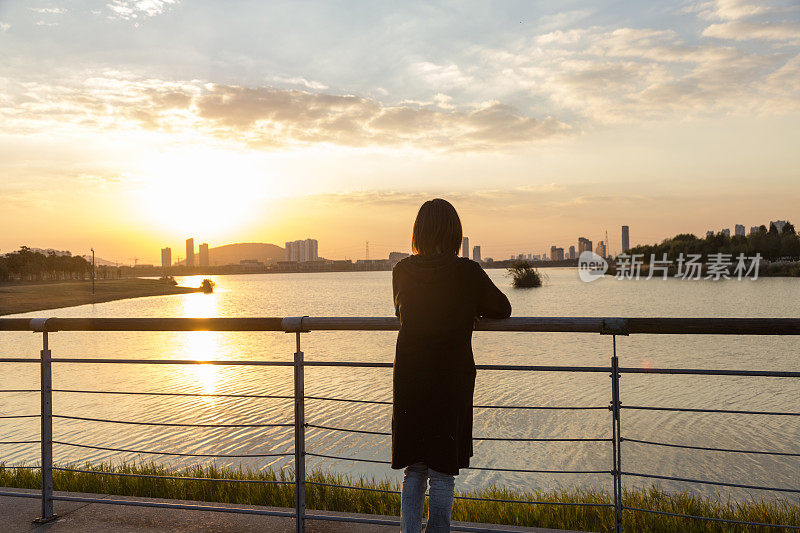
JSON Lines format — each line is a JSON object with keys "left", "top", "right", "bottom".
{"left": 626, "top": 222, "right": 800, "bottom": 261}
{"left": 0, "top": 247, "right": 93, "bottom": 282}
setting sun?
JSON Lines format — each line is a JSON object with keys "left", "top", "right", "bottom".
{"left": 134, "top": 149, "right": 269, "bottom": 238}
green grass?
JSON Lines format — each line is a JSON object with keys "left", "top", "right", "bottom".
{"left": 1, "top": 462, "right": 798, "bottom": 531}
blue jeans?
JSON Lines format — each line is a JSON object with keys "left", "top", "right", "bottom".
{"left": 400, "top": 462, "right": 455, "bottom": 533}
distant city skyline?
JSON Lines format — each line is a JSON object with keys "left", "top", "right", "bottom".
{"left": 11, "top": 215, "right": 791, "bottom": 266}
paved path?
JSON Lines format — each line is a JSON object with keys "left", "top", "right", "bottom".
{"left": 0, "top": 489, "right": 587, "bottom": 532}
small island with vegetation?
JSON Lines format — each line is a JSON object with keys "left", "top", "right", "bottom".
{"left": 508, "top": 261, "right": 546, "bottom": 288}
{"left": 0, "top": 247, "right": 205, "bottom": 316}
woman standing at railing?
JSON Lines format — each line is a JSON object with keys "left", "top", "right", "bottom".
{"left": 392, "top": 198, "right": 512, "bottom": 532}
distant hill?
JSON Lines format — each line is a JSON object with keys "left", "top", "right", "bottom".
{"left": 179, "top": 242, "right": 285, "bottom": 266}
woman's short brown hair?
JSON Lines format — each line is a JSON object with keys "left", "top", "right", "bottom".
{"left": 411, "top": 198, "right": 463, "bottom": 255}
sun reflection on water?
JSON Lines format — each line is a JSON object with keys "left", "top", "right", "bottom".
{"left": 179, "top": 284, "right": 222, "bottom": 401}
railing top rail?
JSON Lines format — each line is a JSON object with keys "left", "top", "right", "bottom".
{"left": 1, "top": 316, "right": 800, "bottom": 334}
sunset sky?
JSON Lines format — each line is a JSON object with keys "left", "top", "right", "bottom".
{"left": 1, "top": 0, "right": 799, "bottom": 263}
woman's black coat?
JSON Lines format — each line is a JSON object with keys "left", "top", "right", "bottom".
{"left": 391, "top": 253, "right": 512, "bottom": 475}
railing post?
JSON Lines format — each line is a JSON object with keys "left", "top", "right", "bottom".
{"left": 282, "top": 317, "right": 308, "bottom": 532}
{"left": 294, "top": 332, "right": 306, "bottom": 532}
{"left": 36, "top": 331, "right": 57, "bottom": 523}
{"left": 610, "top": 335, "right": 623, "bottom": 533}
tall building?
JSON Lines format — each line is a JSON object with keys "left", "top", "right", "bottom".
{"left": 568, "top": 245, "right": 576, "bottom": 259}
{"left": 285, "top": 239, "right": 319, "bottom": 262}
{"left": 472, "top": 246, "right": 481, "bottom": 262}
{"left": 161, "top": 247, "right": 171, "bottom": 269}
{"left": 550, "top": 245, "right": 557, "bottom": 260}
{"left": 578, "top": 237, "right": 592, "bottom": 254}
{"left": 555, "top": 247, "right": 565, "bottom": 261}
{"left": 706, "top": 230, "right": 714, "bottom": 238}
{"left": 770, "top": 220, "right": 788, "bottom": 233}
{"left": 734, "top": 224, "right": 745, "bottom": 237}
{"left": 185, "top": 238, "right": 195, "bottom": 267}
{"left": 721, "top": 228, "right": 730, "bottom": 238}
{"left": 749, "top": 226, "right": 761, "bottom": 235}
{"left": 199, "top": 243, "right": 209, "bottom": 267}
{"left": 306, "top": 238, "right": 319, "bottom": 261}
{"left": 621, "top": 225, "right": 630, "bottom": 253}
{"left": 461, "top": 237, "right": 469, "bottom": 258}
{"left": 595, "top": 240, "right": 607, "bottom": 258}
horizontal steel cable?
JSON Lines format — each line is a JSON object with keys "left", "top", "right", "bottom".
{"left": 305, "top": 395, "right": 606, "bottom": 410}
{"left": 53, "top": 441, "right": 293, "bottom": 458}
{"left": 622, "top": 437, "right": 800, "bottom": 456}
{"left": 50, "top": 358, "right": 293, "bottom": 366}
{"left": 306, "top": 481, "right": 400, "bottom": 494}
{"left": 305, "top": 423, "right": 389, "bottom": 436}
{"left": 54, "top": 389, "right": 293, "bottom": 399}
{"left": 304, "top": 361, "right": 611, "bottom": 372}
{"left": 623, "top": 405, "right": 800, "bottom": 416}
{"left": 0, "top": 414, "right": 38, "bottom": 419}
{"left": 305, "top": 481, "right": 613, "bottom": 507}
{"left": 622, "top": 471, "right": 800, "bottom": 493}
{"left": 476, "top": 364, "right": 610, "bottom": 372}
{"left": 305, "top": 423, "right": 608, "bottom": 442}
{"left": 474, "top": 436, "right": 610, "bottom": 442}
{"left": 619, "top": 367, "right": 800, "bottom": 378}
{"left": 0, "top": 440, "right": 39, "bottom": 445}
{"left": 306, "top": 452, "right": 389, "bottom": 465}
{"left": 0, "top": 358, "right": 39, "bottom": 363}
{"left": 473, "top": 405, "right": 608, "bottom": 411}
{"left": 0, "top": 465, "right": 38, "bottom": 469}
{"left": 467, "top": 465, "right": 609, "bottom": 474}
{"left": 453, "top": 494, "right": 614, "bottom": 507}
{"left": 0, "top": 389, "right": 38, "bottom": 393}
{"left": 53, "top": 467, "right": 293, "bottom": 484}
{"left": 53, "top": 415, "right": 292, "bottom": 428}
{"left": 307, "top": 452, "right": 607, "bottom": 474}
{"left": 304, "top": 395, "right": 390, "bottom": 405}
{"left": 623, "top": 505, "right": 800, "bottom": 530}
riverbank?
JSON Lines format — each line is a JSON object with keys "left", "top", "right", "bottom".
{"left": 1, "top": 463, "right": 797, "bottom": 531}
{"left": 0, "top": 278, "right": 203, "bottom": 316}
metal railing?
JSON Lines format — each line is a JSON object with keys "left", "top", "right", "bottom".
{"left": 0, "top": 316, "right": 799, "bottom": 532}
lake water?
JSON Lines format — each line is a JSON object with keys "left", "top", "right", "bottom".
{"left": 1, "top": 268, "right": 798, "bottom": 501}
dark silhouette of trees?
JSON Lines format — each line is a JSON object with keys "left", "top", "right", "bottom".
{"left": 0, "top": 247, "right": 91, "bottom": 282}
{"left": 625, "top": 221, "right": 800, "bottom": 262}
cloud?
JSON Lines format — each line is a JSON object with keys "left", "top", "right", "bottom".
{"left": 0, "top": 22, "right": 10, "bottom": 32}
{"left": 272, "top": 76, "right": 329, "bottom": 90}
{"left": 686, "top": 0, "right": 771, "bottom": 21}
{"left": 106, "top": 0, "right": 179, "bottom": 20}
{"left": 312, "top": 184, "right": 569, "bottom": 211}
{"left": 433, "top": 93, "right": 455, "bottom": 110}
{"left": 685, "top": 0, "right": 800, "bottom": 43}
{"left": 28, "top": 7, "right": 66, "bottom": 14}
{"left": 195, "top": 85, "right": 569, "bottom": 150}
{"left": 703, "top": 20, "right": 800, "bottom": 42}
{"left": 0, "top": 73, "right": 570, "bottom": 152}
{"left": 409, "top": 62, "right": 474, "bottom": 89}
{"left": 548, "top": 194, "right": 654, "bottom": 209}
{"left": 472, "top": 12, "right": 799, "bottom": 124}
